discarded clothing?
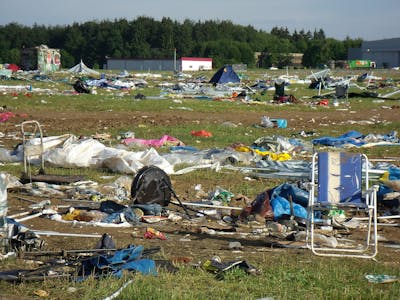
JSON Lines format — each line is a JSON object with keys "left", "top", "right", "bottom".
{"left": 240, "top": 190, "right": 274, "bottom": 220}
{"left": 144, "top": 227, "right": 167, "bottom": 240}
{"left": 101, "top": 207, "right": 140, "bottom": 225}
{"left": 0, "top": 112, "right": 16, "bottom": 123}
{"left": 132, "top": 204, "right": 163, "bottom": 216}
{"left": 240, "top": 183, "right": 309, "bottom": 221}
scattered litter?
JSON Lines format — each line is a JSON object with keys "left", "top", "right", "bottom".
{"left": 33, "top": 289, "right": 49, "bottom": 297}
{"left": 144, "top": 227, "right": 167, "bottom": 240}
{"left": 228, "top": 241, "right": 243, "bottom": 250}
{"left": 365, "top": 274, "right": 399, "bottom": 284}
{"left": 259, "top": 116, "right": 287, "bottom": 128}
{"left": 202, "top": 256, "right": 260, "bottom": 278}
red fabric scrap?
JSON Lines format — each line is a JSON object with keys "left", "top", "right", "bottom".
{"left": 191, "top": 130, "right": 213, "bottom": 137}
{"left": 0, "top": 112, "right": 16, "bottom": 122}
{"left": 318, "top": 99, "right": 329, "bottom": 106}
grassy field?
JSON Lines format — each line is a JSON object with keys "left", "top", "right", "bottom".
{"left": 1, "top": 68, "right": 400, "bottom": 299}
{"left": 1, "top": 252, "right": 399, "bottom": 299}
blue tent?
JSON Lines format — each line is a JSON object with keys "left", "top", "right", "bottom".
{"left": 209, "top": 65, "right": 240, "bottom": 84}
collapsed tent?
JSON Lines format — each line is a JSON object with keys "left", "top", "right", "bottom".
{"left": 68, "top": 60, "right": 99, "bottom": 75}
{"left": 306, "top": 69, "right": 331, "bottom": 89}
{"left": 0, "top": 135, "right": 174, "bottom": 175}
{"left": 209, "top": 65, "right": 240, "bottom": 84}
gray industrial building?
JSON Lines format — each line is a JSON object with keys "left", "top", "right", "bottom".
{"left": 348, "top": 38, "right": 400, "bottom": 68}
{"left": 105, "top": 58, "right": 179, "bottom": 71}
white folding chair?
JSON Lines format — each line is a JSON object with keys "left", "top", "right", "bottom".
{"left": 307, "top": 152, "right": 378, "bottom": 258}
{"left": 21, "top": 121, "right": 45, "bottom": 181}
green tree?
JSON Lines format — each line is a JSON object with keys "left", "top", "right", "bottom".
{"left": 174, "top": 19, "right": 194, "bottom": 57}
{"left": 64, "top": 23, "right": 86, "bottom": 63}
{"left": 0, "top": 18, "right": 366, "bottom": 70}
{"left": 271, "top": 26, "right": 290, "bottom": 39}
{"left": 6, "top": 48, "right": 21, "bottom": 64}
{"left": 60, "top": 49, "right": 74, "bottom": 68}
{"left": 303, "top": 40, "right": 333, "bottom": 67}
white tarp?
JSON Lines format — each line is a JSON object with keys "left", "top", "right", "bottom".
{"left": 43, "top": 135, "right": 174, "bottom": 174}
{"left": 0, "top": 135, "right": 174, "bottom": 175}
{"left": 68, "top": 60, "right": 99, "bottom": 75}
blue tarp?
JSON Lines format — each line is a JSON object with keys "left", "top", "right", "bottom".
{"left": 269, "top": 183, "right": 309, "bottom": 220}
{"left": 312, "top": 130, "right": 365, "bottom": 147}
{"left": 312, "top": 130, "right": 400, "bottom": 147}
{"left": 270, "top": 196, "right": 308, "bottom": 220}
{"left": 78, "top": 245, "right": 156, "bottom": 280}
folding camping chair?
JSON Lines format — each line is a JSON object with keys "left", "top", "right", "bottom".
{"left": 21, "top": 121, "right": 45, "bottom": 181}
{"left": 306, "top": 152, "right": 378, "bottom": 258}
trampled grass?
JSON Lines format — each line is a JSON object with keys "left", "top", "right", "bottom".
{"left": 1, "top": 253, "right": 398, "bottom": 300}
{"left": 1, "top": 68, "right": 400, "bottom": 299}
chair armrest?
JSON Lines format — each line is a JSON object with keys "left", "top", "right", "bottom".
{"left": 365, "top": 185, "right": 379, "bottom": 194}
{"left": 364, "top": 185, "right": 379, "bottom": 206}
{"left": 305, "top": 182, "right": 317, "bottom": 191}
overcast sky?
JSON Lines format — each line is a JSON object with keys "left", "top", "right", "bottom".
{"left": 1, "top": 0, "right": 399, "bottom": 41}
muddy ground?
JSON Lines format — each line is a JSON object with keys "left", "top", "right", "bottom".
{"left": 3, "top": 106, "right": 400, "bottom": 138}
{"left": 2, "top": 104, "right": 400, "bottom": 271}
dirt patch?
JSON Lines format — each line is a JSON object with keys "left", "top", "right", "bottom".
{"left": 2, "top": 104, "right": 399, "bottom": 138}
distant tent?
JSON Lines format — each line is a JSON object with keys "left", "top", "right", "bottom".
{"left": 209, "top": 65, "right": 240, "bottom": 84}
{"left": 68, "top": 60, "right": 99, "bottom": 75}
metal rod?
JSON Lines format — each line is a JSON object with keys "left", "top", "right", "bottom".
{"left": 15, "top": 212, "right": 43, "bottom": 222}
{"left": 31, "top": 230, "right": 102, "bottom": 238}
{"left": 170, "top": 201, "right": 242, "bottom": 211}
{"left": 353, "top": 215, "right": 400, "bottom": 221}
{"left": 7, "top": 211, "right": 31, "bottom": 219}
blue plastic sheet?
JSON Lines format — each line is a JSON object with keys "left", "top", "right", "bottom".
{"left": 313, "top": 130, "right": 400, "bottom": 148}
{"left": 388, "top": 166, "right": 400, "bottom": 180}
{"left": 270, "top": 183, "right": 309, "bottom": 207}
{"left": 270, "top": 196, "right": 308, "bottom": 220}
{"left": 269, "top": 183, "right": 309, "bottom": 220}
{"left": 312, "top": 130, "right": 365, "bottom": 147}
{"left": 78, "top": 245, "right": 157, "bottom": 280}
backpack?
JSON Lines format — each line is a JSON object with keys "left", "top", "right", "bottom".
{"left": 131, "top": 166, "right": 172, "bottom": 207}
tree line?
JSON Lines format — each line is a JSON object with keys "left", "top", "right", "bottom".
{"left": 0, "top": 17, "right": 362, "bottom": 69}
